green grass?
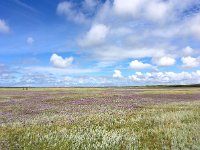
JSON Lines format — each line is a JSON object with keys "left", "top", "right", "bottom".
{"left": 1, "top": 102, "right": 200, "bottom": 150}
{"left": 139, "top": 89, "right": 200, "bottom": 94}
{"left": 0, "top": 96, "right": 10, "bottom": 102}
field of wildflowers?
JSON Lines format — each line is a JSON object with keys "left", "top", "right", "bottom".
{"left": 0, "top": 87, "right": 200, "bottom": 149}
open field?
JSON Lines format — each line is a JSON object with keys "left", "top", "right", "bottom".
{"left": 0, "top": 87, "right": 200, "bottom": 149}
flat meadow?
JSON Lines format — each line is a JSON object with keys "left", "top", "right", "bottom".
{"left": 0, "top": 87, "right": 200, "bottom": 149}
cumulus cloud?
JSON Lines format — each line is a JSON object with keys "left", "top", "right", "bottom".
{"left": 113, "top": 0, "right": 171, "bottom": 22}
{"left": 113, "top": 0, "right": 143, "bottom": 18}
{"left": 153, "top": 56, "right": 176, "bottom": 67}
{"left": 154, "top": 12, "right": 200, "bottom": 40}
{"left": 112, "top": 0, "right": 199, "bottom": 23}
{"left": 182, "top": 46, "right": 193, "bottom": 56}
{"left": 113, "top": 70, "right": 123, "bottom": 78}
{"left": 0, "top": 19, "right": 10, "bottom": 33}
{"left": 50, "top": 53, "right": 73, "bottom": 68}
{"left": 129, "top": 60, "right": 152, "bottom": 70}
{"left": 185, "top": 13, "right": 200, "bottom": 39}
{"left": 57, "top": 1, "right": 86, "bottom": 23}
{"left": 79, "top": 23, "right": 109, "bottom": 47}
{"left": 181, "top": 56, "right": 200, "bottom": 68}
{"left": 145, "top": 0, "right": 170, "bottom": 22}
{"left": 75, "top": 0, "right": 200, "bottom": 63}
{"left": 129, "top": 71, "right": 200, "bottom": 84}
{"left": 27, "top": 37, "right": 34, "bottom": 44}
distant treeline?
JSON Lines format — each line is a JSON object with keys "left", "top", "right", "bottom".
{"left": 143, "top": 84, "right": 200, "bottom": 88}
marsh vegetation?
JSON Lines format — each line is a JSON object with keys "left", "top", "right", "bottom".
{"left": 0, "top": 87, "right": 200, "bottom": 149}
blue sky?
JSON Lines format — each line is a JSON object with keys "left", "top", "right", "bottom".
{"left": 0, "top": 0, "right": 200, "bottom": 86}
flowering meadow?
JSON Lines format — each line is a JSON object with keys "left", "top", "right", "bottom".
{"left": 0, "top": 87, "right": 200, "bottom": 149}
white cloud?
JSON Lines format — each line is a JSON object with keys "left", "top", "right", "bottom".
{"left": 24, "top": 66, "right": 97, "bottom": 75}
{"left": 62, "top": 76, "right": 128, "bottom": 86}
{"left": 145, "top": 1, "right": 170, "bottom": 22}
{"left": 129, "top": 71, "right": 200, "bottom": 84}
{"left": 181, "top": 56, "right": 200, "bottom": 68}
{"left": 57, "top": 1, "right": 86, "bottom": 23}
{"left": 110, "top": 27, "right": 132, "bottom": 36}
{"left": 113, "top": 70, "right": 123, "bottom": 78}
{"left": 94, "top": 0, "right": 112, "bottom": 22}
{"left": 83, "top": 0, "right": 98, "bottom": 9}
{"left": 135, "top": 72, "right": 143, "bottom": 76}
{"left": 186, "top": 13, "right": 200, "bottom": 39}
{"left": 79, "top": 23, "right": 109, "bottom": 47}
{"left": 151, "top": 26, "right": 181, "bottom": 38}
{"left": 27, "top": 37, "right": 34, "bottom": 44}
{"left": 64, "top": 76, "right": 76, "bottom": 82}
{"left": 0, "top": 19, "right": 10, "bottom": 33}
{"left": 91, "top": 46, "right": 165, "bottom": 61}
{"left": 197, "top": 70, "right": 200, "bottom": 76}
{"left": 50, "top": 53, "right": 73, "bottom": 68}
{"left": 129, "top": 60, "right": 152, "bottom": 70}
{"left": 113, "top": 0, "right": 143, "bottom": 18}
{"left": 112, "top": 0, "right": 199, "bottom": 23}
{"left": 64, "top": 76, "right": 89, "bottom": 84}
{"left": 57, "top": 2, "right": 71, "bottom": 14}
{"left": 129, "top": 75, "right": 141, "bottom": 81}
{"left": 182, "top": 46, "right": 193, "bottom": 56}
{"left": 153, "top": 56, "right": 176, "bottom": 67}
{"left": 75, "top": 0, "right": 200, "bottom": 63}
{"left": 151, "top": 12, "right": 200, "bottom": 40}
{"left": 112, "top": 0, "right": 198, "bottom": 23}
{"left": 113, "top": 0, "right": 171, "bottom": 22}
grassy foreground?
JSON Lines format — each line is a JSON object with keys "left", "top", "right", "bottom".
{"left": 1, "top": 101, "right": 200, "bottom": 150}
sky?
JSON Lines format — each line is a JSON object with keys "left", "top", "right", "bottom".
{"left": 0, "top": 0, "right": 200, "bottom": 87}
